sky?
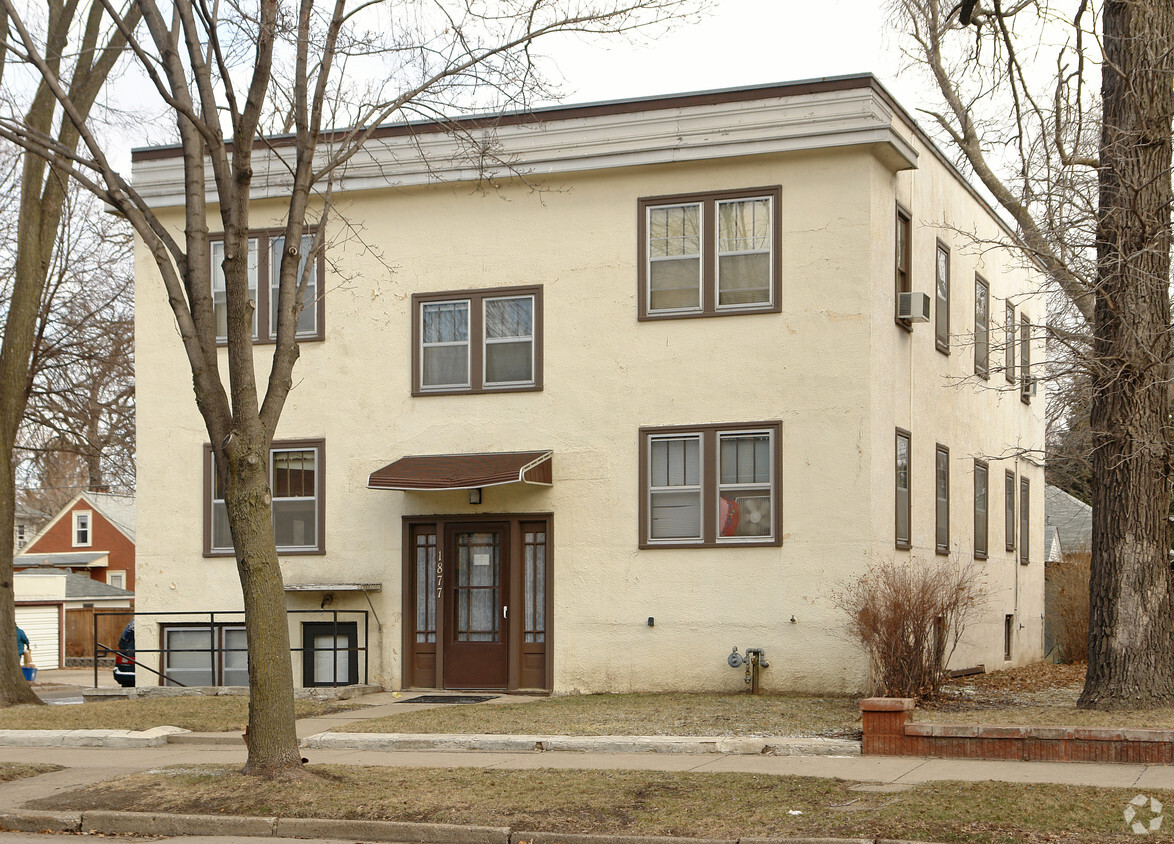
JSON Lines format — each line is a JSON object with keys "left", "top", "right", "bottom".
{"left": 533, "top": 1, "right": 921, "bottom": 113}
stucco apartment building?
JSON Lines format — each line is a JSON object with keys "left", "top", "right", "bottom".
{"left": 132, "top": 75, "right": 1045, "bottom": 694}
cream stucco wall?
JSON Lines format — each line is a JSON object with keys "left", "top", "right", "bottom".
{"left": 133, "top": 83, "right": 1045, "bottom": 694}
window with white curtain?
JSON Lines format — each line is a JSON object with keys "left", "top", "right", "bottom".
{"left": 413, "top": 286, "right": 542, "bottom": 395}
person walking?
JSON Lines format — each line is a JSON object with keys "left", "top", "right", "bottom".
{"left": 16, "top": 627, "right": 30, "bottom": 666}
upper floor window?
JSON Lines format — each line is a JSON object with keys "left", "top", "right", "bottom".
{"left": 975, "top": 276, "right": 989, "bottom": 377}
{"left": 640, "top": 421, "right": 781, "bottom": 547}
{"left": 210, "top": 231, "right": 325, "bottom": 344}
{"left": 895, "top": 429, "right": 911, "bottom": 549}
{"left": 72, "top": 511, "right": 91, "bottom": 547}
{"left": 1005, "top": 302, "right": 1016, "bottom": 384}
{"left": 895, "top": 206, "right": 912, "bottom": 329}
{"left": 411, "top": 286, "right": 542, "bottom": 396}
{"left": 1019, "top": 476, "right": 1031, "bottom": 563}
{"left": 974, "top": 459, "right": 988, "bottom": 558}
{"left": 14, "top": 524, "right": 26, "bottom": 549}
{"left": 935, "top": 242, "right": 950, "bottom": 353}
{"left": 1005, "top": 469, "right": 1016, "bottom": 551}
{"left": 638, "top": 187, "right": 781, "bottom": 319}
{"left": 1020, "top": 314, "right": 1032, "bottom": 403}
{"left": 205, "top": 439, "right": 325, "bottom": 556}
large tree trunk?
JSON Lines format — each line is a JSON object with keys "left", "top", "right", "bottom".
{"left": 1079, "top": 0, "right": 1174, "bottom": 709}
{"left": 221, "top": 433, "right": 302, "bottom": 773}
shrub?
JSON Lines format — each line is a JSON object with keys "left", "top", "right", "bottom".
{"left": 833, "top": 559, "right": 986, "bottom": 700}
{"left": 1046, "top": 549, "right": 1090, "bottom": 663}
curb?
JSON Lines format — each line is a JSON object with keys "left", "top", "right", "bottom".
{"left": 298, "top": 733, "right": 862, "bottom": 757}
{"left": 0, "top": 726, "right": 188, "bottom": 748}
{"left": 0, "top": 809, "right": 946, "bottom": 843}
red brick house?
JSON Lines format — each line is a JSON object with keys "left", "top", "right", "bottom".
{"left": 16, "top": 492, "right": 135, "bottom": 593}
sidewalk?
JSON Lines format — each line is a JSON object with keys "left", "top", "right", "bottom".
{"left": 0, "top": 681, "right": 1170, "bottom": 842}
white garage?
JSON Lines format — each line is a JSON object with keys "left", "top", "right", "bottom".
{"left": 14, "top": 605, "right": 60, "bottom": 669}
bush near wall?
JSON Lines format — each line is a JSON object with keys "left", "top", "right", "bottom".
{"left": 1046, "top": 550, "right": 1090, "bottom": 664}
{"left": 833, "top": 560, "right": 985, "bottom": 701}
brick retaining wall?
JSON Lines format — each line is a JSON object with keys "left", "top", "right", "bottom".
{"left": 860, "top": 697, "right": 1174, "bottom": 764}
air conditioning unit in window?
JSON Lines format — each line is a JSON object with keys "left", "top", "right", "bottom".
{"left": 1021, "top": 375, "right": 1038, "bottom": 397}
{"left": 897, "top": 291, "right": 932, "bottom": 322}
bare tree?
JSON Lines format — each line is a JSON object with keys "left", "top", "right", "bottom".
{"left": 0, "top": 0, "right": 139, "bottom": 707}
{"left": 0, "top": 0, "right": 697, "bottom": 774}
{"left": 890, "top": 0, "right": 1174, "bottom": 708}
{"left": 18, "top": 188, "right": 135, "bottom": 502}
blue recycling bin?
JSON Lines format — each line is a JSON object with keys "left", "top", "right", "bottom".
{"left": 20, "top": 666, "right": 36, "bottom": 682}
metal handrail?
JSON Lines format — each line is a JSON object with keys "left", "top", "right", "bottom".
{"left": 92, "top": 609, "right": 369, "bottom": 690}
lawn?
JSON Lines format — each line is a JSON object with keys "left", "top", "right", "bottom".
{"left": 0, "top": 697, "right": 362, "bottom": 733}
{"left": 28, "top": 764, "right": 1170, "bottom": 843}
{"left": 919, "top": 662, "right": 1174, "bottom": 729}
{"left": 339, "top": 693, "right": 863, "bottom": 738}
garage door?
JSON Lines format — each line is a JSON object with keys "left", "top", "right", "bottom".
{"left": 15, "top": 606, "right": 60, "bottom": 669}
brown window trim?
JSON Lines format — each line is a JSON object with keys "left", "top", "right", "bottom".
{"left": 203, "top": 438, "right": 326, "bottom": 557}
{"left": 1005, "top": 302, "right": 1016, "bottom": 384}
{"left": 1019, "top": 476, "right": 1031, "bottom": 564}
{"left": 1005, "top": 469, "right": 1016, "bottom": 551}
{"left": 637, "top": 186, "right": 783, "bottom": 320}
{"left": 974, "top": 459, "right": 988, "bottom": 559}
{"left": 895, "top": 204, "right": 913, "bottom": 331}
{"left": 638, "top": 421, "right": 782, "bottom": 548}
{"left": 895, "top": 428, "right": 912, "bottom": 550}
{"left": 210, "top": 226, "right": 326, "bottom": 345}
{"left": 974, "top": 275, "right": 989, "bottom": 379}
{"left": 935, "top": 443, "right": 950, "bottom": 555}
{"left": 935, "top": 240, "right": 950, "bottom": 355}
{"left": 411, "top": 285, "right": 543, "bottom": 396}
{"left": 1020, "top": 314, "right": 1032, "bottom": 404}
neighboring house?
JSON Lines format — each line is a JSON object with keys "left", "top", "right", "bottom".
{"left": 14, "top": 567, "right": 133, "bottom": 669}
{"left": 1044, "top": 484, "right": 1092, "bottom": 562}
{"left": 17, "top": 491, "right": 136, "bottom": 593}
{"left": 1043, "top": 484, "right": 1092, "bottom": 662}
{"left": 132, "top": 75, "right": 1046, "bottom": 694}
{"left": 13, "top": 506, "right": 46, "bottom": 551}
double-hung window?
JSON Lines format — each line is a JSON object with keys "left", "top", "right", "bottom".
{"left": 638, "top": 187, "right": 781, "bottom": 319}
{"left": 1019, "top": 477, "right": 1031, "bottom": 563}
{"left": 975, "top": 276, "right": 989, "bottom": 377}
{"left": 412, "top": 287, "right": 541, "bottom": 395}
{"left": 72, "top": 511, "right": 91, "bottom": 547}
{"left": 1005, "top": 303, "right": 1016, "bottom": 384}
{"left": 895, "top": 205, "right": 912, "bottom": 329}
{"left": 205, "top": 439, "right": 325, "bottom": 556}
{"left": 935, "top": 242, "right": 950, "bottom": 353}
{"left": 935, "top": 444, "right": 950, "bottom": 554}
{"left": 210, "top": 231, "right": 324, "bottom": 344}
{"left": 1020, "top": 315, "right": 1032, "bottom": 402}
{"left": 1005, "top": 470, "right": 1016, "bottom": 551}
{"left": 974, "top": 460, "right": 988, "bottom": 558}
{"left": 895, "top": 429, "right": 911, "bottom": 549}
{"left": 640, "top": 422, "right": 781, "bottom": 547}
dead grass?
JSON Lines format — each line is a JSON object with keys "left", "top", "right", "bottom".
{"left": 0, "top": 763, "right": 61, "bottom": 782}
{"left": 29, "top": 764, "right": 1170, "bottom": 843}
{"left": 920, "top": 661, "right": 1174, "bottom": 728}
{"left": 340, "top": 693, "right": 862, "bottom": 738}
{"left": 0, "top": 697, "right": 363, "bottom": 733}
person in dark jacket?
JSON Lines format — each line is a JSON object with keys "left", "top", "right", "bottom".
{"left": 16, "top": 627, "right": 29, "bottom": 665}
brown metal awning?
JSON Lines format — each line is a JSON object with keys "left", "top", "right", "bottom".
{"left": 368, "top": 450, "right": 553, "bottom": 491}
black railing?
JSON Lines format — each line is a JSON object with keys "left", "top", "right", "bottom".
{"left": 93, "top": 609, "right": 369, "bottom": 690}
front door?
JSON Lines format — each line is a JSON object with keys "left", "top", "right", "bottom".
{"left": 442, "top": 524, "right": 508, "bottom": 689}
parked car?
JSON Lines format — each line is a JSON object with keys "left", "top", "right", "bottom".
{"left": 112, "top": 620, "right": 135, "bottom": 687}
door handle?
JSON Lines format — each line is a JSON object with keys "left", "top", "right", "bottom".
{"left": 503, "top": 605, "right": 508, "bottom": 620}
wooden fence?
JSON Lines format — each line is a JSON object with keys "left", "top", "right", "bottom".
{"left": 65, "top": 608, "right": 132, "bottom": 658}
